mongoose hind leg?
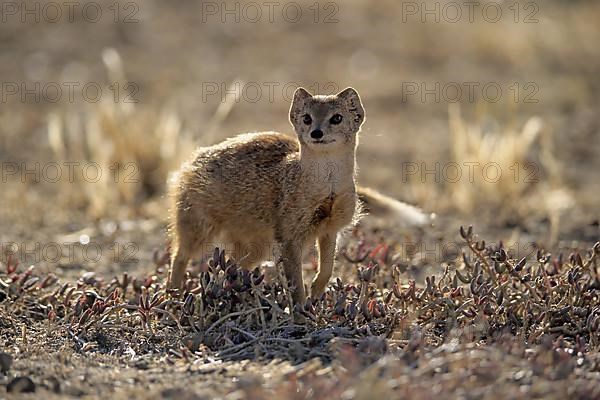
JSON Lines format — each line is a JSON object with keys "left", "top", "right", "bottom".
{"left": 310, "top": 233, "right": 336, "bottom": 299}
{"left": 168, "top": 210, "right": 215, "bottom": 290}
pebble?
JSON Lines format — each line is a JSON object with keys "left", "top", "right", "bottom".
{"left": 0, "top": 352, "right": 12, "bottom": 373}
{"left": 7, "top": 376, "right": 36, "bottom": 393}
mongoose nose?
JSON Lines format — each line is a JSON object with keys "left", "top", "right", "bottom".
{"left": 310, "top": 129, "right": 324, "bottom": 139}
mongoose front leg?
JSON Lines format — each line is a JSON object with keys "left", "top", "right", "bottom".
{"left": 281, "top": 241, "right": 306, "bottom": 304}
{"left": 311, "top": 233, "right": 336, "bottom": 299}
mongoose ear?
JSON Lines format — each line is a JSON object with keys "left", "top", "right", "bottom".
{"left": 337, "top": 87, "right": 365, "bottom": 126}
{"left": 337, "top": 87, "right": 360, "bottom": 100}
{"left": 293, "top": 87, "right": 312, "bottom": 101}
{"left": 289, "top": 87, "right": 313, "bottom": 127}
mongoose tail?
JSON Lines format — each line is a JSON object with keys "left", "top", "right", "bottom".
{"left": 357, "top": 186, "right": 430, "bottom": 227}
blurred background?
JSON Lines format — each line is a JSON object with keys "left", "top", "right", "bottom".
{"left": 0, "top": 0, "right": 598, "bottom": 278}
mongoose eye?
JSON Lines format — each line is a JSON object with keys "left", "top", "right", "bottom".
{"left": 302, "top": 114, "right": 312, "bottom": 125}
{"left": 329, "top": 114, "right": 343, "bottom": 125}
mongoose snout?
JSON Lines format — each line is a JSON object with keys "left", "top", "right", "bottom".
{"left": 310, "top": 129, "right": 324, "bottom": 139}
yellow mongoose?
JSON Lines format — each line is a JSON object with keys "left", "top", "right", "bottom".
{"left": 167, "top": 87, "right": 427, "bottom": 303}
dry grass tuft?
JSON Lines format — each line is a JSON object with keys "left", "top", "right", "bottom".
{"left": 47, "top": 49, "right": 196, "bottom": 218}
{"left": 448, "top": 105, "right": 573, "bottom": 237}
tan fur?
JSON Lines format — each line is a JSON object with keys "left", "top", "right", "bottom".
{"left": 167, "top": 87, "right": 423, "bottom": 303}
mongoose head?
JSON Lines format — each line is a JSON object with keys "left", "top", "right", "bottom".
{"left": 289, "top": 87, "right": 365, "bottom": 152}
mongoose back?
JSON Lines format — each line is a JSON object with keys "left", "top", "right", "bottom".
{"left": 168, "top": 87, "right": 426, "bottom": 303}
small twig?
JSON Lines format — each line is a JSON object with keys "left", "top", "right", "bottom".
{"left": 229, "top": 325, "right": 257, "bottom": 340}
{"left": 205, "top": 307, "right": 267, "bottom": 337}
